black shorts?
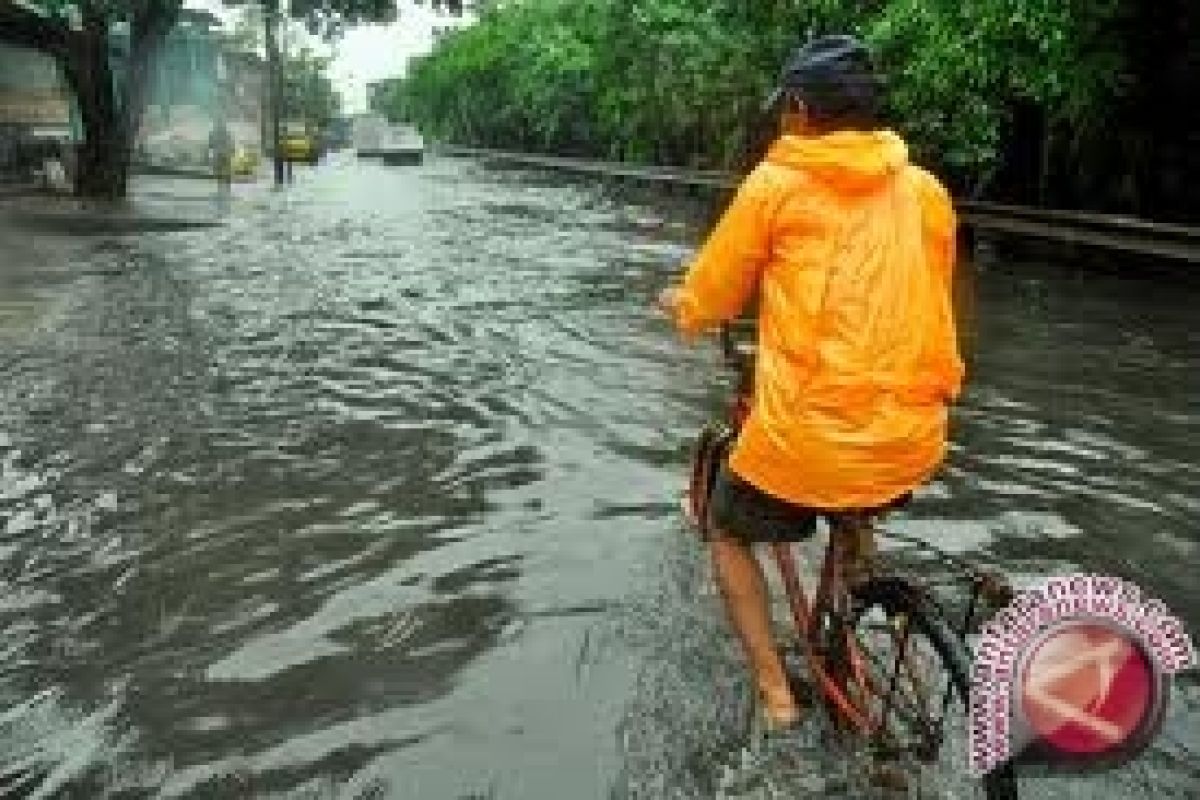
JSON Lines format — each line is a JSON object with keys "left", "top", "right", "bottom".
{"left": 708, "top": 464, "right": 818, "bottom": 543}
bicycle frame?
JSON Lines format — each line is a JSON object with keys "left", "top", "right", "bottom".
{"left": 773, "top": 513, "right": 894, "bottom": 735}
{"left": 703, "top": 323, "right": 904, "bottom": 736}
{"left": 688, "top": 324, "right": 1021, "bottom": 798}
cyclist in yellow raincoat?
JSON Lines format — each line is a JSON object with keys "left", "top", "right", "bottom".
{"left": 659, "top": 35, "right": 962, "bottom": 732}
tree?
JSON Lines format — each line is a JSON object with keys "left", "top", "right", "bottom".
{"left": 221, "top": 13, "right": 342, "bottom": 136}
{"left": 369, "top": 75, "right": 406, "bottom": 120}
{"left": 282, "top": 47, "right": 341, "bottom": 132}
{"left": 0, "top": 0, "right": 393, "bottom": 198}
{"left": 414, "top": 0, "right": 465, "bottom": 15}
{"left": 1, "top": 0, "right": 184, "bottom": 198}
{"left": 225, "top": 4, "right": 265, "bottom": 54}
{"left": 391, "top": 0, "right": 1161, "bottom": 212}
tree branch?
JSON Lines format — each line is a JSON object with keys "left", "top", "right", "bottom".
{"left": 131, "top": 0, "right": 183, "bottom": 42}
{"left": 0, "top": 0, "right": 71, "bottom": 57}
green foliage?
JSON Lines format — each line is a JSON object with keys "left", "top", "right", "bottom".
{"left": 289, "top": 0, "right": 397, "bottom": 40}
{"left": 386, "top": 0, "right": 1128, "bottom": 186}
{"left": 224, "top": 9, "right": 343, "bottom": 128}
{"left": 282, "top": 46, "right": 341, "bottom": 129}
{"left": 865, "top": 0, "right": 1125, "bottom": 185}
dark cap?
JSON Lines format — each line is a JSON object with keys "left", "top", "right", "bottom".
{"left": 763, "top": 34, "right": 882, "bottom": 120}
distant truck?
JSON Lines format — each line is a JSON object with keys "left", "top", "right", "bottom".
{"left": 351, "top": 112, "right": 388, "bottom": 153}
{"left": 322, "top": 116, "right": 352, "bottom": 152}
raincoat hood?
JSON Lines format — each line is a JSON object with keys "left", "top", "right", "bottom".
{"left": 765, "top": 130, "right": 908, "bottom": 193}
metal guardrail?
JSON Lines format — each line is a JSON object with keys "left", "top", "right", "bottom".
{"left": 438, "top": 145, "right": 1200, "bottom": 264}
{"left": 440, "top": 145, "right": 735, "bottom": 190}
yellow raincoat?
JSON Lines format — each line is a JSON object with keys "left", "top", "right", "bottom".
{"left": 673, "top": 129, "right": 963, "bottom": 510}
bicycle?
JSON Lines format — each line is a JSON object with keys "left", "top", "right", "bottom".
{"left": 686, "top": 321, "right": 1019, "bottom": 799}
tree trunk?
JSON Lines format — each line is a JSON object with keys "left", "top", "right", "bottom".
{"left": 61, "top": 17, "right": 127, "bottom": 200}
{"left": 265, "top": 0, "right": 285, "bottom": 186}
{"left": 1037, "top": 124, "right": 1053, "bottom": 208}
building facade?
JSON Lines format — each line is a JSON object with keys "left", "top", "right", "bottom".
{"left": 138, "top": 10, "right": 264, "bottom": 167}
{"left": 0, "top": 42, "right": 77, "bottom": 181}
{"left": 1, "top": 10, "right": 264, "bottom": 181}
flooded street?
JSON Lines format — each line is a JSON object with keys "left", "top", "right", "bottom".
{"left": 1, "top": 156, "right": 1197, "bottom": 799}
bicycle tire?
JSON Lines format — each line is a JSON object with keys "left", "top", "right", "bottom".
{"left": 844, "top": 576, "right": 1020, "bottom": 800}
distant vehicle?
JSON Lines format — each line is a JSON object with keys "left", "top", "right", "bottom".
{"left": 230, "top": 145, "right": 260, "bottom": 180}
{"left": 351, "top": 112, "right": 388, "bottom": 152}
{"left": 280, "top": 121, "right": 318, "bottom": 165}
{"left": 323, "top": 117, "right": 352, "bottom": 151}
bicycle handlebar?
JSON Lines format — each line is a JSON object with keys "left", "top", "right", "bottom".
{"left": 719, "top": 323, "right": 738, "bottom": 365}
{"left": 719, "top": 320, "right": 755, "bottom": 375}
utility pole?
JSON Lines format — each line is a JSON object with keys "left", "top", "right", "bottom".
{"left": 264, "top": 0, "right": 284, "bottom": 186}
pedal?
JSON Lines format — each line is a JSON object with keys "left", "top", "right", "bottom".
{"left": 869, "top": 761, "right": 910, "bottom": 793}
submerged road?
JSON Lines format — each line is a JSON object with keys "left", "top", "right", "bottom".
{"left": 0, "top": 155, "right": 1197, "bottom": 798}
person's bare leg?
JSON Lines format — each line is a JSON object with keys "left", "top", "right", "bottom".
{"left": 711, "top": 534, "right": 799, "bottom": 727}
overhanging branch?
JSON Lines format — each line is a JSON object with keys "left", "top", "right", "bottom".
{"left": 131, "top": 0, "right": 183, "bottom": 42}
{"left": 0, "top": 0, "right": 71, "bottom": 57}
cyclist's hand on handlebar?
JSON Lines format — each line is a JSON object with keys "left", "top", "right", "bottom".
{"left": 656, "top": 286, "right": 683, "bottom": 319}
{"left": 655, "top": 286, "right": 705, "bottom": 344}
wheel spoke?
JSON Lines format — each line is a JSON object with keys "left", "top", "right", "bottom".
{"left": 850, "top": 614, "right": 957, "bottom": 758}
{"left": 852, "top": 623, "right": 936, "bottom": 730}
{"left": 832, "top": 590, "right": 1020, "bottom": 799}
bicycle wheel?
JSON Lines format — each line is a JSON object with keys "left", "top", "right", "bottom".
{"left": 838, "top": 576, "right": 1019, "bottom": 799}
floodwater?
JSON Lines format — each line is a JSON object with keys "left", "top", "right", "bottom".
{"left": 0, "top": 157, "right": 1196, "bottom": 799}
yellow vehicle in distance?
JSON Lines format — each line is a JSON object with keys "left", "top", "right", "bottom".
{"left": 230, "top": 145, "right": 260, "bottom": 181}
{"left": 280, "top": 120, "right": 319, "bottom": 165}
